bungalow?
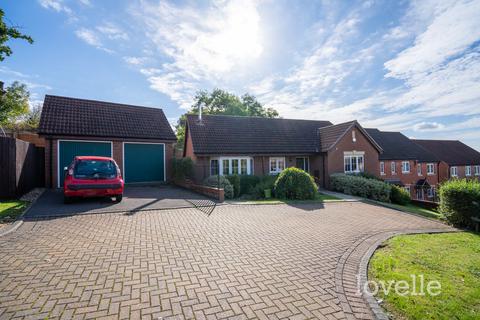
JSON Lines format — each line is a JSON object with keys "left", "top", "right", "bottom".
{"left": 365, "top": 129, "right": 440, "bottom": 201}
{"left": 183, "top": 114, "right": 382, "bottom": 187}
{"left": 38, "top": 95, "right": 177, "bottom": 188}
{"left": 413, "top": 139, "right": 480, "bottom": 182}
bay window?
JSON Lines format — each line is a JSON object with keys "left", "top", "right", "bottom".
{"left": 269, "top": 157, "right": 285, "bottom": 174}
{"left": 211, "top": 157, "right": 253, "bottom": 176}
{"left": 344, "top": 152, "right": 364, "bottom": 173}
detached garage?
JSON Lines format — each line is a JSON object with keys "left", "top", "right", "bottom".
{"left": 38, "top": 95, "right": 177, "bottom": 188}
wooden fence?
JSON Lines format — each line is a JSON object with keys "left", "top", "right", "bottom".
{"left": 0, "top": 137, "right": 45, "bottom": 198}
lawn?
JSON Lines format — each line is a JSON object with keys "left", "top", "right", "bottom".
{"left": 0, "top": 200, "right": 29, "bottom": 223}
{"left": 236, "top": 192, "right": 341, "bottom": 204}
{"left": 369, "top": 232, "right": 480, "bottom": 320}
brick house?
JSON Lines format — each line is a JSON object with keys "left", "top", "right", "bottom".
{"left": 183, "top": 114, "right": 382, "bottom": 188}
{"left": 366, "top": 129, "right": 440, "bottom": 201}
{"left": 38, "top": 95, "right": 177, "bottom": 188}
{"left": 413, "top": 140, "right": 480, "bottom": 182}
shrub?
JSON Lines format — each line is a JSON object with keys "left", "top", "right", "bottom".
{"left": 203, "top": 175, "right": 234, "bottom": 199}
{"left": 226, "top": 175, "right": 241, "bottom": 198}
{"left": 173, "top": 157, "right": 194, "bottom": 181}
{"left": 353, "top": 171, "right": 382, "bottom": 181}
{"left": 390, "top": 185, "right": 411, "bottom": 205}
{"left": 330, "top": 173, "right": 391, "bottom": 202}
{"left": 239, "top": 175, "right": 260, "bottom": 195}
{"left": 439, "top": 179, "right": 480, "bottom": 228}
{"left": 274, "top": 167, "right": 317, "bottom": 200}
{"left": 249, "top": 175, "right": 277, "bottom": 199}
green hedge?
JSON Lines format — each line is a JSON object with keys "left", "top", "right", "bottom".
{"left": 239, "top": 175, "right": 260, "bottom": 196}
{"left": 439, "top": 179, "right": 480, "bottom": 228}
{"left": 274, "top": 168, "right": 317, "bottom": 200}
{"left": 250, "top": 175, "right": 277, "bottom": 199}
{"left": 172, "top": 157, "right": 194, "bottom": 181}
{"left": 330, "top": 173, "right": 391, "bottom": 202}
{"left": 390, "top": 185, "right": 410, "bottom": 205}
{"left": 203, "top": 175, "right": 234, "bottom": 199}
{"left": 226, "top": 175, "right": 241, "bottom": 198}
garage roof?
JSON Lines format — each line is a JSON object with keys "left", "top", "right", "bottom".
{"left": 39, "top": 95, "right": 176, "bottom": 141}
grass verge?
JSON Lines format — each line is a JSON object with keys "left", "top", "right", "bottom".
{"left": 0, "top": 200, "right": 29, "bottom": 223}
{"left": 369, "top": 232, "right": 480, "bottom": 320}
{"left": 366, "top": 200, "right": 442, "bottom": 220}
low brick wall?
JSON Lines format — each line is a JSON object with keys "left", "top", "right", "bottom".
{"left": 175, "top": 180, "right": 224, "bottom": 202}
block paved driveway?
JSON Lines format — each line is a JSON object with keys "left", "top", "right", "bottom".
{"left": 0, "top": 202, "right": 452, "bottom": 320}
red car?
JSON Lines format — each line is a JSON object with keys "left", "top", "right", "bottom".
{"left": 63, "top": 156, "right": 124, "bottom": 203}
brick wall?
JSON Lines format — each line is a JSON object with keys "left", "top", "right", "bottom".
{"left": 325, "top": 126, "right": 380, "bottom": 187}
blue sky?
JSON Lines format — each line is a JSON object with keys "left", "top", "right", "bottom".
{"left": 2, "top": 0, "right": 480, "bottom": 150}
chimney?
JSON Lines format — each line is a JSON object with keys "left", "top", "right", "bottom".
{"left": 198, "top": 102, "right": 203, "bottom": 122}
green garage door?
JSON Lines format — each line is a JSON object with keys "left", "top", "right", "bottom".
{"left": 124, "top": 143, "right": 165, "bottom": 183}
{"left": 58, "top": 140, "right": 112, "bottom": 187}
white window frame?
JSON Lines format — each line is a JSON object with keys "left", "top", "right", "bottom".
{"left": 58, "top": 139, "right": 113, "bottom": 188}
{"left": 295, "top": 157, "right": 309, "bottom": 172}
{"left": 426, "top": 163, "right": 435, "bottom": 175}
{"left": 402, "top": 161, "right": 410, "bottom": 174}
{"left": 417, "top": 163, "right": 422, "bottom": 176}
{"left": 465, "top": 165, "right": 471, "bottom": 176}
{"left": 380, "top": 162, "right": 385, "bottom": 175}
{"left": 403, "top": 185, "right": 411, "bottom": 194}
{"left": 475, "top": 165, "right": 480, "bottom": 176}
{"left": 450, "top": 166, "right": 458, "bottom": 177}
{"left": 391, "top": 161, "right": 396, "bottom": 175}
{"left": 211, "top": 156, "right": 254, "bottom": 176}
{"left": 344, "top": 151, "right": 365, "bottom": 174}
{"left": 269, "top": 157, "right": 285, "bottom": 174}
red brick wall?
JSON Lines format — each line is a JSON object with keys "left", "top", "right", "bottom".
{"left": 16, "top": 132, "right": 46, "bottom": 147}
{"left": 43, "top": 136, "right": 175, "bottom": 188}
{"left": 183, "top": 128, "right": 197, "bottom": 161}
{"left": 325, "top": 126, "right": 380, "bottom": 187}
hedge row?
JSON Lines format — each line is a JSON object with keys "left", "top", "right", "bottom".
{"left": 330, "top": 173, "right": 391, "bottom": 202}
{"left": 439, "top": 179, "right": 480, "bottom": 228}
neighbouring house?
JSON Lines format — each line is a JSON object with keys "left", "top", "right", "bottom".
{"left": 366, "top": 129, "right": 440, "bottom": 201}
{"left": 38, "top": 95, "right": 177, "bottom": 188}
{"left": 413, "top": 139, "right": 480, "bottom": 182}
{"left": 183, "top": 114, "right": 383, "bottom": 187}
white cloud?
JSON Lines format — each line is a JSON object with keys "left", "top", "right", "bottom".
{"left": 75, "top": 28, "right": 114, "bottom": 53}
{"left": 414, "top": 121, "right": 444, "bottom": 131}
{"left": 38, "top": 0, "right": 72, "bottom": 14}
{"left": 96, "top": 23, "right": 129, "bottom": 41}
{"left": 129, "top": 0, "right": 263, "bottom": 106}
{"left": 385, "top": 0, "right": 480, "bottom": 79}
{"left": 123, "top": 56, "right": 147, "bottom": 66}
{"left": 78, "top": 0, "right": 91, "bottom": 6}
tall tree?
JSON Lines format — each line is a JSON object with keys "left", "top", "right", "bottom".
{"left": 176, "top": 89, "right": 279, "bottom": 150}
{"left": 0, "top": 81, "right": 30, "bottom": 128}
{"left": 0, "top": 8, "right": 33, "bottom": 61}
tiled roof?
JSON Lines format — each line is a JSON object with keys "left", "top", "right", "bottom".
{"left": 186, "top": 114, "right": 332, "bottom": 155}
{"left": 366, "top": 129, "right": 438, "bottom": 162}
{"left": 318, "top": 121, "right": 382, "bottom": 152}
{"left": 413, "top": 139, "right": 480, "bottom": 165}
{"left": 38, "top": 95, "right": 176, "bottom": 141}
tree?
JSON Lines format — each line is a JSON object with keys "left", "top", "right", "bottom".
{"left": 0, "top": 81, "right": 30, "bottom": 128}
{"left": 0, "top": 8, "right": 33, "bottom": 61}
{"left": 176, "top": 89, "right": 279, "bottom": 150}
{"left": 18, "top": 103, "right": 42, "bottom": 130}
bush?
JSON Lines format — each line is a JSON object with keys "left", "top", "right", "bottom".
{"left": 390, "top": 185, "right": 410, "bottom": 205}
{"left": 353, "top": 171, "right": 382, "bottom": 181}
{"left": 203, "top": 175, "right": 234, "bottom": 199}
{"left": 173, "top": 157, "right": 194, "bottom": 181}
{"left": 439, "top": 179, "right": 480, "bottom": 228}
{"left": 239, "top": 175, "right": 260, "bottom": 196}
{"left": 226, "top": 175, "right": 241, "bottom": 198}
{"left": 250, "top": 175, "right": 277, "bottom": 199}
{"left": 330, "top": 173, "right": 391, "bottom": 202}
{"left": 274, "top": 168, "right": 317, "bottom": 200}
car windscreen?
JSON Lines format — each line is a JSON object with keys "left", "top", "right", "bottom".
{"left": 73, "top": 160, "right": 117, "bottom": 179}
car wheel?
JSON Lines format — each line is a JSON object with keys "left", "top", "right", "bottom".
{"left": 114, "top": 195, "right": 123, "bottom": 203}
{"left": 64, "top": 196, "right": 73, "bottom": 204}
